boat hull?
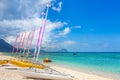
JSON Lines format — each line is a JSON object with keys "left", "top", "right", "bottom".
{"left": 18, "top": 69, "right": 73, "bottom": 80}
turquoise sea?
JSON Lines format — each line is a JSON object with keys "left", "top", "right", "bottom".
{"left": 38, "top": 52, "right": 120, "bottom": 79}
{"left": 5, "top": 52, "right": 120, "bottom": 79}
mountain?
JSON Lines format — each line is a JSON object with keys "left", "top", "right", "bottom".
{"left": 0, "top": 39, "right": 68, "bottom": 53}
{"left": 0, "top": 39, "right": 13, "bottom": 52}
{"left": 58, "top": 48, "right": 68, "bottom": 52}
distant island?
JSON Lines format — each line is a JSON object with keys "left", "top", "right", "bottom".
{"left": 58, "top": 48, "right": 68, "bottom": 52}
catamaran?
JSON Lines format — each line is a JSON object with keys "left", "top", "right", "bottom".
{"left": 10, "top": 31, "right": 45, "bottom": 69}
{"left": 18, "top": 4, "right": 74, "bottom": 80}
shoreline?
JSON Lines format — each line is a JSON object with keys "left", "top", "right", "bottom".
{"left": 50, "top": 65, "right": 113, "bottom": 80}
{"left": 49, "top": 63, "right": 119, "bottom": 80}
{"left": 0, "top": 52, "right": 113, "bottom": 80}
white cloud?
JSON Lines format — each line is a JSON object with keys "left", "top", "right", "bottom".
{"left": 59, "top": 27, "right": 71, "bottom": 36}
{"left": 45, "top": 20, "right": 66, "bottom": 33}
{"left": 0, "top": 0, "right": 72, "bottom": 50}
{"left": 42, "top": 40, "right": 76, "bottom": 51}
{"left": 40, "top": 0, "right": 53, "bottom": 5}
{"left": 0, "top": 18, "right": 41, "bottom": 37}
{"left": 0, "top": 0, "right": 52, "bottom": 20}
{"left": 0, "top": 17, "right": 67, "bottom": 49}
{"left": 18, "top": 0, "right": 52, "bottom": 18}
{"left": 63, "top": 41, "right": 76, "bottom": 45}
{"left": 70, "top": 25, "right": 81, "bottom": 29}
{"left": 5, "top": 36, "right": 15, "bottom": 44}
{"left": 52, "top": 1, "right": 62, "bottom": 12}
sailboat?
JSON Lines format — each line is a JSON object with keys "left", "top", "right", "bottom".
{"left": 19, "top": 67, "right": 73, "bottom": 80}
{"left": 18, "top": 4, "right": 74, "bottom": 80}
{"left": 10, "top": 31, "right": 45, "bottom": 69}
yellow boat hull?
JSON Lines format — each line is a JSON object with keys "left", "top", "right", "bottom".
{"left": 0, "top": 60, "right": 9, "bottom": 65}
{"left": 10, "top": 60, "right": 45, "bottom": 69}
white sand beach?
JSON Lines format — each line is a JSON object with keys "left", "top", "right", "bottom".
{"left": 0, "top": 52, "right": 113, "bottom": 80}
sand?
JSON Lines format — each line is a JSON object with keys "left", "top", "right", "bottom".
{"left": 0, "top": 52, "right": 113, "bottom": 80}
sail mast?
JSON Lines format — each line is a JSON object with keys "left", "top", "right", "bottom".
{"left": 22, "top": 32, "right": 31, "bottom": 56}
{"left": 26, "top": 32, "right": 31, "bottom": 51}
{"left": 16, "top": 32, "right": 24, "bottom": 54}
{"left": 35, "top": 4, "right": 50, "bottom": 62}
{"left": 19, "top": 32, "right": 26, "bottom": 57}
{"left": 27, "top": 29, "right": 35, "bottom": 56}
{"left": 12, "top": 35, "right": 18, "bottom": 54}
{"left": 32, "top": 13, "right": 45, "bottom": 62}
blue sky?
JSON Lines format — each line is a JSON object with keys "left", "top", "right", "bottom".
{"left": 0, "top": 0, "right": 120, "bottom": 52}
{"left": 49, "top": 0, "right": 120, "bottom": 52}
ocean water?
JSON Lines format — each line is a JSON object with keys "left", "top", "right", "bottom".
{"left": 5, "top": 52, "right": 120, "bottom": 78}
{"left": 38, "top": 52, "right": 120, "bottom": 78}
